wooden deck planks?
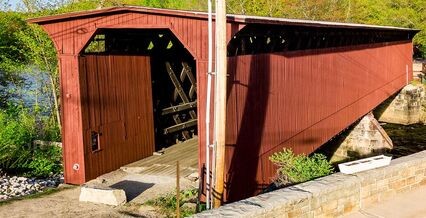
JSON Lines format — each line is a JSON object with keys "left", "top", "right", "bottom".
{"left": 123, "top": 137, "right": 198, "bottom": 177}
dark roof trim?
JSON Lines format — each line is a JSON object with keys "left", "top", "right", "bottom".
{"left": 28, "top": 6, "right": 419, "bottom": 33}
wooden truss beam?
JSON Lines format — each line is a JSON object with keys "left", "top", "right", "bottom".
{"left": 166, "top": 62, "right": 197, "bottom": 119}
{"left": 161, "top": 101, "right": 197, "bottom": 116}
{"left": 163, "top": 119, "right": 198, "bottom": 135}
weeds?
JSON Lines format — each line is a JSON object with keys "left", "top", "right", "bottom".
{"left": 145, "top": 189, "right": 203, "bottom": 217}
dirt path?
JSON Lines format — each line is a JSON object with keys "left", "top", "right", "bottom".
{"left": 0, "top": 168, "right": 197, "bottom": 218}
{"left": 0, "top": 186, "right": 158, "bottom": 218}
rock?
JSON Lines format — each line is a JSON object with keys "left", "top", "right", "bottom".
{"left": 0, "top": 171, "right": 64, "bottom": 200}
{"left": 58, "top": 183, "right": 75, "bottom": 189}
{"left": 187, "top": 172, "right": 199, "bottom": 181}
{"left": 79, "top": 185, "right": 127, "bottom": 206}
{"left": 138, "top": 205, "right": 156, "bottom": 213}
{"left": 182, "top": 202, "right": 197, "bottom": 211}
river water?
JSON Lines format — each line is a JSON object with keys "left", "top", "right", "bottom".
{"left": 2, "top": 71, "right": 53, "bottom": 114}
{"left": 382, "top": 123, "right": 426, "bottom": 158}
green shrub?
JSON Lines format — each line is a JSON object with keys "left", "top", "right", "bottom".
{"left": 0, "top": 104, "right": 62, "bottom": 177}
{"left": 269, "top": 149, "right": 334, "bottom": 186}
{"left": 0, "top": 106, "right": 35, "bottom": 169}
{"left": 145, "top": 189, "right": 202, "bottom": 217}
{"left": 26, "top": 146, "right": 62, "bottom": 178}
{"left": 39, "top": 116, "right": 61, "bottom": 142}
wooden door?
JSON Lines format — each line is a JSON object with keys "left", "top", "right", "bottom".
{"left": 80, "top": 55, "right": 155, "bottom": 180}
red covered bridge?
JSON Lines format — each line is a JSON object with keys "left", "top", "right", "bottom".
{"left": 29, "top": 6, "right": 418, "bottom": 202}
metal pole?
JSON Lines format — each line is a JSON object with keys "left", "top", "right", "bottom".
{"left": 205, "top": 0, "right": 214, "bottom": 209}
{"left": 213, "top": 0, "right": 227, "bottom": 208}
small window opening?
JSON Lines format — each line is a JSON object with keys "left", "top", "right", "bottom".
{"left": 84, "top": 34, "right": 105, "bottom": 53}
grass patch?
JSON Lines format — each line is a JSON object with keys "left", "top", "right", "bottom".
{"left": 0, "top": 186, "right": 74, "bottom": 206}
{"left": 410, "top": 80, "right": 422, "bottom": 86}
{"left": 144, "top": 188, "right": 204, "bottom": 217}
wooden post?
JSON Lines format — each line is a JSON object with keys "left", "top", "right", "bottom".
{"left": 213, "top": 0, "right": 227, "bottom": 208}
{"left": 176, "top": 161, "right": 180, "bottom": 217}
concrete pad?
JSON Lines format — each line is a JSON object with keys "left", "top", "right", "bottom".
{"left": 85, "top": 170, "right": 197, "bottom": 204}
{"left": 345, "top": 185, "right": 426, "bottom": 218}
{"left": 79, "top": 185, "right": 127, "bottom": 206}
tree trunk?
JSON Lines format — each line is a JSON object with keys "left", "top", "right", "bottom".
{"left": 49, "top": 71, "right": 61, "bottom": 133}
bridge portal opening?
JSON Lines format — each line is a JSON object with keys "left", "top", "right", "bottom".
{"left": 79, "top": 28, "right": 198, "bottom": 177}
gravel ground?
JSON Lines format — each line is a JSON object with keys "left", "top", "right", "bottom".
{"left": 0, "top": 170, "right": 63, "bottom": 201}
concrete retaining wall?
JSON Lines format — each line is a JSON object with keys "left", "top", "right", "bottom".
{"left": 195, "top": 151, "right": 426, "bottom": 217}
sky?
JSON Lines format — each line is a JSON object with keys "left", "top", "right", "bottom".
{"left": 2, "top": 0, "right": 52, "bottom": 11}
{"left": 2, "top": 0, "right": 22, "bottom": 10}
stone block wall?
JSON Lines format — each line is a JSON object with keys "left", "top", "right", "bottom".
{"left": 195, "top": 150, "right": 426, "bottom": 218}
{"left": 377, "top": 84, "right": 425, "bottom": 125}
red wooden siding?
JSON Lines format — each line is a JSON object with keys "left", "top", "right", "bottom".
{"left": 79, "top": 55, "right": 154, "bottom": 180}
{"left": 223, "top": 42, "right": 412, "bottom": 201}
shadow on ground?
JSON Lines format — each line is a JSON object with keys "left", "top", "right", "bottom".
{"left": 110, "top": 180, "right": 154, "bottom": 201}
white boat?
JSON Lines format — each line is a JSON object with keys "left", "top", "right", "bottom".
{"left": 338, "top": 155, "right": 392, "bottom": 174}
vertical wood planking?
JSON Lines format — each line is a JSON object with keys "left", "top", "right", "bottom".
{"left": 223, "top": 42, "right": 413, "bottom": 201}
{"left": 79, "top": 55, "right": 154, "bottom": 181}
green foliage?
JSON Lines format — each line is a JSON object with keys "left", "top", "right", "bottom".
{"left": 0, "top": 104, "right": 62, "bottom": 177}
{"left": 145, "top": 189, "right": 202, "bottom": 217}
{"left": 0, "top": 12, "right": 32, "bottom": 74}
{"left": 0, "top": 9, "right": 61, "bottom": 136}
{"left": 26, "top": 146, "right": 62, "bottom": 178}
{"left": 269, "top": 149, "right": 334, "bottom": 186}
{"left": 39, "top": 117, "right": 61, "bottom": 142}
{"left": 0, "top": 105, "right": 36, "bottom": 169}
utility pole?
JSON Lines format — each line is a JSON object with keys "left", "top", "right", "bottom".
{"left": 213, "top": 0, "right": 227, "bottom": 208}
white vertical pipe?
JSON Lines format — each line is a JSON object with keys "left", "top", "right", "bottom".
{"left": 406, "top": 64, "right": 409, "bottom": 85}
{"left": 211, "top": 0, "right": 219, "bottom": 207}
{"left": 205, "top": 0, "right": 213, "bottom": 210}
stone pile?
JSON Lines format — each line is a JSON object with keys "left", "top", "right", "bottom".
{"left": 0, "top": 170, "right": 63, "bottom": 201}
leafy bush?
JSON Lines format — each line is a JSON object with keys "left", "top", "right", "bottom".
{"left": 269, "top": 149, "right": 334, "bottom": 186}
{"left": 39, "top": 116, "right": 61, "bottom": 142}
{"left": 26, "top": 146, "right": 62, "bottom": 178}
{"left": 0, "top": 106, "right": 35, "bottom": 169}
{"left": 0, "top": 104, "right": 62, "bottom": 177}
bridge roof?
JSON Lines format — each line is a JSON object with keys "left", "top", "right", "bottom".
{"left": 29, "top": 6, "right": 418, "bottom": 33}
